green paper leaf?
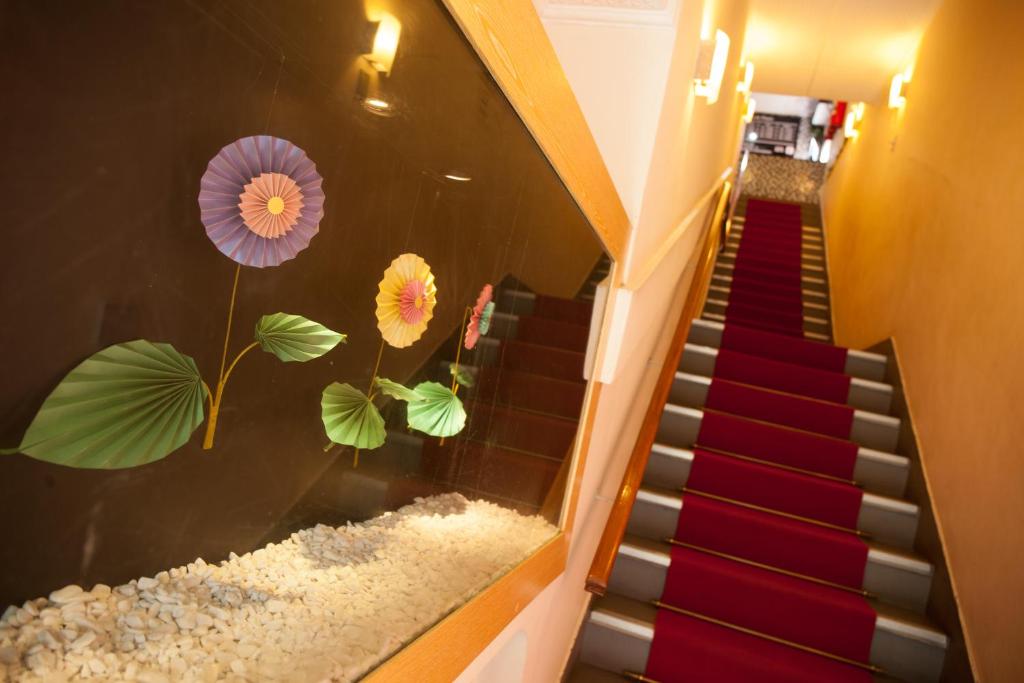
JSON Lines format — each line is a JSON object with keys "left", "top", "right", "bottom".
{"left": 448, "top": 365, "right": 475, "bottom": 388}
{"left": 255, "top": 313, "right": 346, "bottom": 363}
{"left": 321, "top": 382, "right": 386, "bottom": 449}
{"left": 406, "top": 381, "right": 467, "bottom": 438}
{"left": 374, "top": 377, "right": 422, "bottom": 402}
{"left": 478, "top": 301, "right": 496, "bottom": 336}
{"left": 10, "top": 340, "right": 206, "bottom": 469}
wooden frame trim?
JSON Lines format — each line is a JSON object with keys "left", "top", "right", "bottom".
{"left": 440, "top": 0, "right": 630, "bottom": 262}
{"left": 585, "top": 179, "right": 732, "bottom": 595}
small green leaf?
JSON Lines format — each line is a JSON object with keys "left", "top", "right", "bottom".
{"left": 406, "top": 381, "right": 467, "bottom": 438}
{"left": 448, "top": 365, "right": 475, "bottom": 388}
{"left": 255, "top": 313, "right": 346, "bottom": 363}
{"left": 374, "top": 377, "right": 422, "bottom": 402}
{"left": 321, "top": 382, "right": 385, "bottom": 449}
{"left": 10, "top": 340, "right": 206, "bottom": 469}
{"left": 478, "top": 301, "right": 496, "bottom": 336}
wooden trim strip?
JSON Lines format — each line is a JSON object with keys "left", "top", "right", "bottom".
{"left": 441, "top": 0, "right": 630, "bottom": 261}
{"left": 585, "top": 179, "right": 733, "bottom": 596}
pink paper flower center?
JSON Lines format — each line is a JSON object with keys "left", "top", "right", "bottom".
{"left": 239, "top": 172, "right": 304, "bottom": 239}
{"left": 399, "top": 279, "right": 427, "bottom": 325}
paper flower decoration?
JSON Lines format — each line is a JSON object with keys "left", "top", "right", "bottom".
{"left": 198, "top": 136, "right": 325, "bottom": 268}
{"left": 464, "top": 284, "right": 494, "bottom": 350}
{"left": 375, "top": 253, "right": 437, "bottom": 348}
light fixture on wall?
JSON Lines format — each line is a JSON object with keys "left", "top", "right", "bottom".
{"left": 694, "top": 29, "right": 731, "bottom": 105}
{"left": 844, "top": 102, "right": 865, "bottom": 139}
{"left": 888, "top": 66, "right": 912, "bottom": 109}
{"left": 736, "top": 60, "right": 755, "bottom": 94}
{"left": 364, "top": 13, "right": 402, "bottom": 75}
{"left": 743, "top": 97, "right": 757, "bottom": 123}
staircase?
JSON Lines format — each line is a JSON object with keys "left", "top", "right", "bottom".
{"left": 413, "top": 259, "right": 608, "bottom": 517}
{"left": 571, "top": 199, "right": 949, "bottom": 682}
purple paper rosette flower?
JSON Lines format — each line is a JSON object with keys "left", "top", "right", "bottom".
{"left": 198, "top": 136, "right": 325, "bottom": 268}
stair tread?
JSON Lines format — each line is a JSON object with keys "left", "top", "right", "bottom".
{"left": 590, "top": 590, "right": 947, "bottom": 661}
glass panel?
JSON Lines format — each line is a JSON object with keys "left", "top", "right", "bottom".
{"left": 0, "top": 0, "right": 607, "bottom": 678}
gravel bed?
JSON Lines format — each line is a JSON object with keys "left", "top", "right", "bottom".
{"left": 0, "top": 494, "right": 556, "bottom": 682}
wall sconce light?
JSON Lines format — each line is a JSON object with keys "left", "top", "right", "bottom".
{"left": 844, "top": 101, "right": 865, "bottom": 139}
{"left": 694, "top": 29, "right": 731, "bottom": 105}
{"left": 743, "top": 97, "right": 756, "bottom": 123}
{"left": 364, "top": 13, "right": 401, "bottom": 75}
{"left": 888, "top": 67, "right": 911, "bottom": 108}
{"left": 736, "top": 61, "right": 755, "bottom": 94}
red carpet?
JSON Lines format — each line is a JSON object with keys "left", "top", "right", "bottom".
{"left": 714, "top": 349, "right": 852, "bottom": 404}
{"left": 696, "top": 410, "right": 859, "bottom": 480}
{"left": 645, "top": 200, "right": 880, "bottom": 680}
{"left": 645, "top": 609, "right": 872, "bottom": 683}
{"left": 720, "top": 323, "right": 848, "bottom": 372}
{"left": 705, "top": 378, "right": 854, "bottom": 438}
{"left": 674, "top": 495, "right": 870, "bottom": 588}
{"left": 687, "top": 449, "right": 864, "bottom": 528}
{"left": 658, "top": 546, "right": 877, "bottom": 662}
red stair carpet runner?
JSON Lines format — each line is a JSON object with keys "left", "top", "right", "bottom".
{"left": 645, "top": 199, "right": 875, "bottom": 682}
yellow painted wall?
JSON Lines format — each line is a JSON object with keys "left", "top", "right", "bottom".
{"left": 822, "top": 0, "right": 1024, "bottom": 678}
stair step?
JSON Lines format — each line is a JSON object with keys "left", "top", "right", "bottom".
{"left": 420, "top": 438, "right": 559, "bottom": 508}
{"left": 701, "top": 312, "right": 830, "bottom": 342}
{"left": 716, "top": 252, "right": 826, "bottom": 277}
{"left": 655, "top": 404, "right": 908, "bottom": 498}
{"left": 475, "top": 366, "right": 585, "bottom": 419}
{"left": 629, "top": 477, "right": 918, "bottom": 552}
{"left": 533, "top": 294, "right": 593, "bottom": 326}
{"left": 680, "top": 343, "right": 894, "bottom": 414}
{"left": 515, "top": 315, "right": 590, "bottom": 352}
{"left": 722, "top": 246, "right": 824, "bottom": 264}
{"left": 501, "top": 340, "right": 585, "bottom": 382}
{"left": 613, "top": 515, "right": 932, "bottom": 614}
{"left": 703, "top": 298, "right": 831, "bottom": 336}
{"left": 714, "top": 261, "right": 827, "bottom": 293}
{"left": 580, "top": 592, "right": 946, "bottom": 682}
{"left": 670, "top": 372, "right": 900, "bottom": 452}
{"left": 462, "top": 400, "right": 577, "bottom": 459}
{"left": 688, "top": 318, "right": 887, "bottom": 382}
{"left": 707, "top": 284, "right": 830, "bottom": 314}
{"left": 713, "top": 272, "right": 828, "bottom": 301}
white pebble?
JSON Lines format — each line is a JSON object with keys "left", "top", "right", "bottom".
{"left": 0, "top": 495, "right": 554, "bottom": 682}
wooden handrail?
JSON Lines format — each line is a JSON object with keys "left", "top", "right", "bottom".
{"left": 585, "top": 178, "right": 733, "bottom": 595}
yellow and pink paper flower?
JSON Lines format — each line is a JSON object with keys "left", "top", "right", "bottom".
{"left": 464, "top": 284, "right": 494, "bottom": 350}
{"left": 375, "top": 253, "right": 437, "bottom": 348}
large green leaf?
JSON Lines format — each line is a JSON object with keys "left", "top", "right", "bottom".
{"left": 255, "top": 313, "right": 346, "bottom": 362}
{"left": 321, "top": 382, "right": 385, "bottom": 449}
{"left": 406, "top": 381, "right": 467, "bottom": 438}
{"left": 6, "top": 340, "right": 206, "bottom": 469}
{"left": 374, "top": 377, "right": 422, "bottom": 402}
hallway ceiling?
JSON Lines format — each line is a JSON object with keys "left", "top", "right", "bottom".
{"left": 745, "top": 0, "right": 941, "bottom": 102}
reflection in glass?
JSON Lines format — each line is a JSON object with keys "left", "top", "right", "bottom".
{"left": 0, "top": 0, "right": 607, "bottom": 679}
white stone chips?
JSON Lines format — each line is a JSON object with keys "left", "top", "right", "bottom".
{"left": 0, "top": 494, "right": 556, "bottom": 682}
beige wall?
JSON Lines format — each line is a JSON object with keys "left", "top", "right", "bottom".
{"left": 821, "top": 0, "right": 1024, "bottom": 678}
{"left": 457, "top": 1, "right": 751, "bottom": 680}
